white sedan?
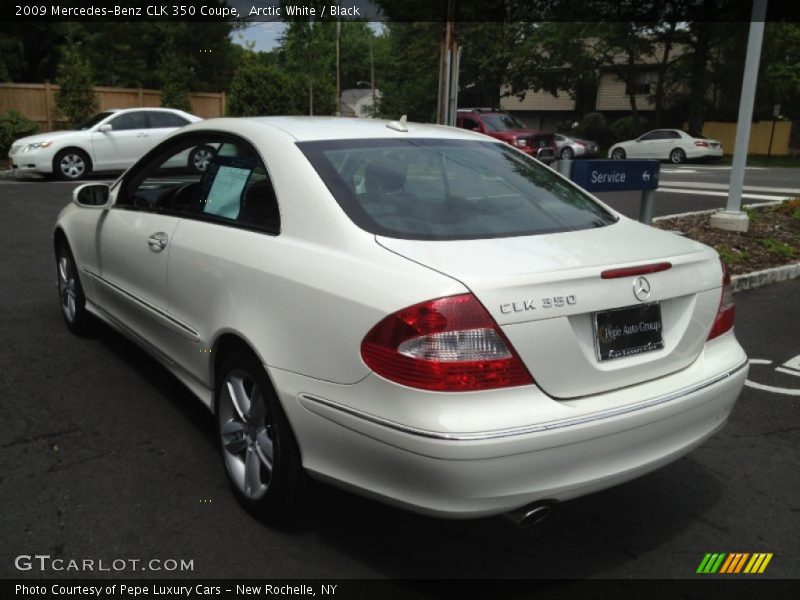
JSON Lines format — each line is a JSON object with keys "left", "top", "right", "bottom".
{"left": 10, "top": 107, "right": 202, "bottom": 180}
{"left": 54, "top": 117, "right": 747, "bottom": 525}
{"left": 609, "top": 129, "right": 723, "bottom": 164}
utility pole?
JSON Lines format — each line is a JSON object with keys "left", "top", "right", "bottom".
{"left": 336, "top": 21, "right": 341, "bottom": 116}
{"left": 710, "top": 0, "right": 768, "bottom": 232}
{"left": 436, "top": 0, "right": 458, "bottom": 125}
{"left": 369, "top": 36, "right": 376, "bottom": 111}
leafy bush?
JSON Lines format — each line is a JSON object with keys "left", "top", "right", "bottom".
{"left": 610, "top": 115, "right": 652, "bottom": 142}
{"left": 55, "top": 44, "right": 98, "bottom": 126}
{"left": 575, "top": 112, "right": 611, "bottom": 145}
{"left": 0, "top": 110, "right": 39, "bottom": 159}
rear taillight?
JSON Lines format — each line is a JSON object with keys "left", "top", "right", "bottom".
{"left": 361, "top": 294, "right": 534, "bottom": 391}
{"left": 694, "top": 140, "right": 709, "bottom": 147}
{"left": 707, "top": 259, "right": 735, "bottom": 341}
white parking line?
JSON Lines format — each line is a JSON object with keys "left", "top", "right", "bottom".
{"left": 656, "top": 188, "right": 794, "bottom": 201}
{"left": 659, "top": 181, "right": 800, "bottom": 195}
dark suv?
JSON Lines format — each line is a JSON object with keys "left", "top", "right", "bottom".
{"left": 456, "top": 108, "right": 556, "bottom": 163}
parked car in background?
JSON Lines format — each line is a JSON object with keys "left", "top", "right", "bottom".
{"left": 609, "top": 129, "right": 723, "bottom": 164}
{"left": 9, "top": 108, "right": 202, "bottom": 180}
{"left": 456, "top": 108, "right": 556, "bottom": 163}
{"left": 54, "top": 116, "right": 747, "bottom": 524}
{"left": 554, "top": 133, "right": 600, "bottom": 159}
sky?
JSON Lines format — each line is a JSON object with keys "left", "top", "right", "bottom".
{"left": 232, "top": 22, "right": 288, "bottom": 52}
{"left": 232, "top": 22, "right": 385, "bottom": 53}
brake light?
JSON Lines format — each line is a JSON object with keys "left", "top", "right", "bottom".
{"left": 601, "top": 262, "right": 672, "bottom": 279}
{"left": 694, "top": 140, "right": 709, "bottom": 147}
{"left": 361, "top": 294, "right": 534, "bottom": 391}
{"left": 707, "top": 259, "right": 735, "bottom": 340}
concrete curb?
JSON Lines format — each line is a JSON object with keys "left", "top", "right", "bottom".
{"left": 651, "top": 200, "right": 785, "bottom": 222}
{"left": 731, "top": 262, "right": 800, "bottom": 293}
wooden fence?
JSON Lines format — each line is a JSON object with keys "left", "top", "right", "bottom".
{"left": 691, "top": 120, "right": 793, "bottom": 156}
{"left": 0, "top": 82, "right": 226, "bottom": 132}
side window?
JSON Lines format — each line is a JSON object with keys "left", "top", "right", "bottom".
{"left": 109, "top": 111, "right": 148, "bottom": 131}
{"left": 119, "top": 136, "right": 280, "bottom": 234}
{"left": 667, "top": 130, "right": 682, "bottom": 139}
{"left": 639, "top": 131, "right": 660, "bottom": 141}
{"left": 459, "top": 116, "right": 481, "bottom": 131}
{"left": 148, "top": 111, "right": 190, "bottom": 128}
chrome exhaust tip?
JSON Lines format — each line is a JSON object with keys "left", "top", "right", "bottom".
{"left": 505, "top": 502, "right": 554, "bottom": 528}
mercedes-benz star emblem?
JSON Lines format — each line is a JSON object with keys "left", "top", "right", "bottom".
{"left": 633, "top": 276, "right": 652, "bottom": 302}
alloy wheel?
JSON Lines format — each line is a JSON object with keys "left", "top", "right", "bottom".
{"left": 192, "top": 148, "right": 214, "bottom": 172}
{"left": 218, "top": 369, "right": 275, "bottom": 500}
{"left": 60, "top": 153, "right": 86, "bottom": 179}
{"left": 57, "top": 253, "right": 77, "bottom": 322}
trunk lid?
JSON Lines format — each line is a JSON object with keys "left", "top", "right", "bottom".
{"left": 377, "top": 219, "right": 723, "bottom": 398}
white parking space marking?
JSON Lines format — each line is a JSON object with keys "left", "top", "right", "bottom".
{"left": 745, "top": 355, "right": 800, "bottom": 396}
{"left": 782, "top": 354, "right": 800, "bottom": 371}
{"left": 744, "top": 380, "right": 800, "bottom": 396}
{"left": 659, "top": 181, "right": 800, "bottom": 195}
{"left": 657, "top": 188, "right": 793, "bottom": 201}
{"left": 775, "top": 367, "right": 800, "bottom": 378}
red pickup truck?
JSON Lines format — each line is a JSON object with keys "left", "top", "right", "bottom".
{"left": 456, "top": 108, "right": 556, "bottom": 164}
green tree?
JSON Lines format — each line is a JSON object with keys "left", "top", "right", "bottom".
{"left": 55, "top": 42, "right": 98, "bottom": 126}
{"left": 376, "top": 22, "right": 440, "bottom": 121}
{"left": 158, "top": 48, "right": 192, "bottom": 113}
{"left": 226, "top": 49, "right": 297, "bottom": 117}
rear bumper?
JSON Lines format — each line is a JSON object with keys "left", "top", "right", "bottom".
{"left": 273, "top": 337, "right": 748, "bottom": 518}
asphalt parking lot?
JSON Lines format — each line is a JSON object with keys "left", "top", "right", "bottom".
{"left": 1, "top": 175, "right": 798, "bottom": 580}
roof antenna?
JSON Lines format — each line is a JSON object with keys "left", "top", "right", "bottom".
{"left": 386, "top": 114, "right": 408, "bottom": 132}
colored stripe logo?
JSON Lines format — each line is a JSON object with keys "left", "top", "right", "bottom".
{"left": 696, "top": 552, "right": 773, "bottom": 574}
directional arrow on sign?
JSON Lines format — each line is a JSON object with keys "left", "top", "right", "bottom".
{"left": 642, "top": 171, "right": 651, "bottom": 182}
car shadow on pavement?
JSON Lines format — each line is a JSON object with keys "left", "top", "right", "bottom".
{"left": 86, "top": 321, "right": 726, "bottom": 579}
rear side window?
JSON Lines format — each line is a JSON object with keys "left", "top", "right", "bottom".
{"left": 298, "top": 138, "right": 616, "bottom": 241}
{"left": 148, "top": 111, "right": 190, "bottom": 128}
{"left": 109, "top": 111, "right": 147, "bottom": 131}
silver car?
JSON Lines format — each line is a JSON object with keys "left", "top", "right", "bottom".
{"left": 554, "top": 133, "right": 600, "bottom": 160}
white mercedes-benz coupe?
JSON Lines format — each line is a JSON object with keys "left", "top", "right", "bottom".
{"left": 54, "top": 117, "right": 747, "bottom": 525}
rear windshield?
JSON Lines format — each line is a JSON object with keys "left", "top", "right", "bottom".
{"left": 298, "top": 138, "right": 616, "bottom": 241}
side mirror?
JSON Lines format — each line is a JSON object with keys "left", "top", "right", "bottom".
{"left": 73, "top": 183, "right": 110, "bottom": 208}
{"left": 98, "top": 123, "right": 112, "bottom": 133}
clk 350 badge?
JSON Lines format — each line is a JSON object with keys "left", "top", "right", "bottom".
{"left": 500, "top": 295, "right": 577, "bottom": 314}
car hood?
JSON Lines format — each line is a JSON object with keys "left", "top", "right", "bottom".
{"left": 492, "top": 129, "right": 545, "bottom": 139}
{"left": 14, "top": 130, "right": 87, "bottom": 145}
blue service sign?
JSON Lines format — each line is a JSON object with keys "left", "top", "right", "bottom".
{"left": 570, "top": 160, "right": 660, "bottom": 192}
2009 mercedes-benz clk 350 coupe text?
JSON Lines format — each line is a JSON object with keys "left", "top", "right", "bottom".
{"left": 54, "top": 117, "right": 747, "bottom": 523}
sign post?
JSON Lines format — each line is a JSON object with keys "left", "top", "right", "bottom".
{"left": 564, "top": 160, "right": 661, "bottom": 224}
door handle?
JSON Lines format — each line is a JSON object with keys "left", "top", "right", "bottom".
{"left": 147, "top": 232, "right": 168, "bottom": 252}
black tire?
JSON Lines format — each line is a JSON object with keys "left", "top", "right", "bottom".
{"left": 188, "top": 145, "right": 216, "bottom": 174}
{"left": 670, "top": 148, "right": 686, "bottom": 164}
{"left": 53, "top": 148, "right": 92, "bottom": 180}
{"left": 611, "top": 147, "right": 626, "bottom": 160}
{"left": 560, "top": 146, "right": 575, "bottom": 160}
{"left": 215, "top": 349, "right": 305, "bottom": 522}
{"left": 55, "top": 239, "right": 94, "bottom": 336}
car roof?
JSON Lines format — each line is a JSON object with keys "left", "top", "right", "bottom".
{"left": 220, "top": 116, "right": 491, "bottom": 143}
